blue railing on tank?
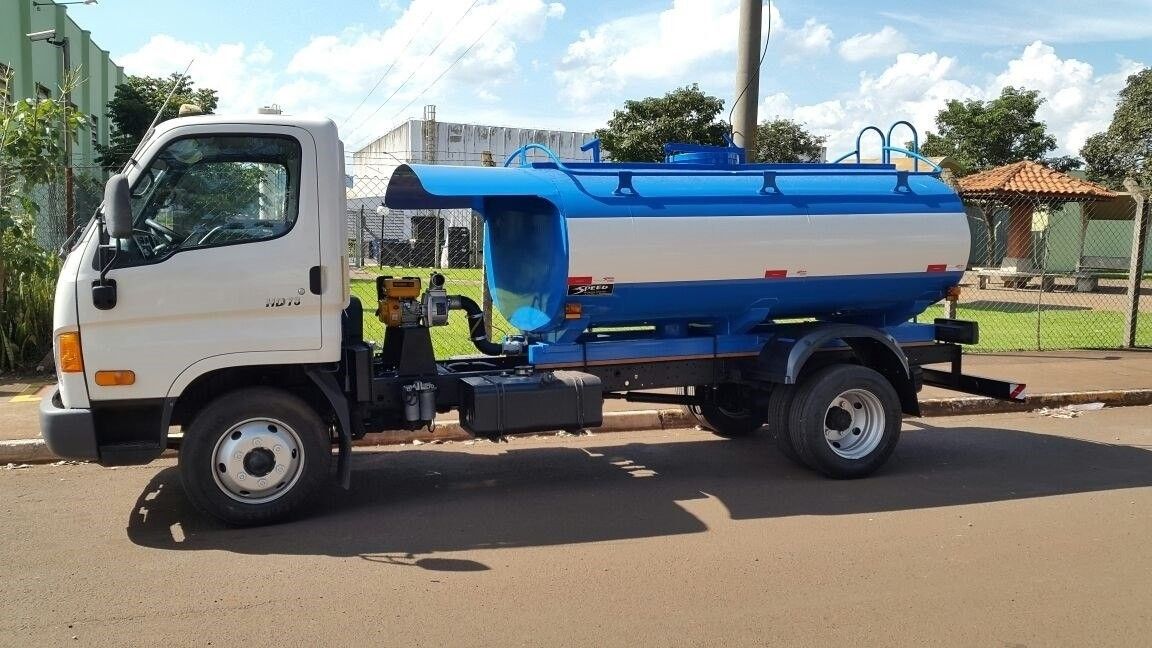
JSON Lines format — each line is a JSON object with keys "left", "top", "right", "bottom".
{"left": 830, "top": 121, "right": 942, "bottom": 174}
{"left": 501, "top": 120, "right": 942, "bottom": 196}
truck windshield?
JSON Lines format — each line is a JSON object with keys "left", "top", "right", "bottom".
{"left": 117, "top": 134, "right": 301, "bottom": 264}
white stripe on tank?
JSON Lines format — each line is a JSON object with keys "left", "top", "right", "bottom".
{"left": 566, "top": 212, "right": 970, "bottom": 283}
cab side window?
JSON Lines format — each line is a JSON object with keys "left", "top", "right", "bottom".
{"left": 120, "top": 135, "right": 302, "bottom": 264}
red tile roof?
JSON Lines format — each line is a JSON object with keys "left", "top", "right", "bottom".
{"left": 958, "top": 160, "right": 1116, "bottom": 200}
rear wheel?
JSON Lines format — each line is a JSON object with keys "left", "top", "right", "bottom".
{"left": 179, "top": 387, "right": 332, "bottom": 526}
{"left": 767, "top": 384, "right": 805, "bottom": 466}
{"left": 788, "top": 364, "right": 901, "bottom": 479}
{"left": 681, "top": 384, "right": 766, "bottom": 438}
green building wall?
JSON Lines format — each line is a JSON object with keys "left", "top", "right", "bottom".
{"left": 0, "top": 0, "right": 125, "bottom": 172}
{"left": 968, "top": 200, "right": 1151, "bottom": 273}
{"left": 1045, "top": 202, "right": 1152, "bottom": 273}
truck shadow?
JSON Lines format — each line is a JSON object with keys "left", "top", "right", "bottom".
{"left": 126, "top": 424, "right": 1152, "bottom": 567}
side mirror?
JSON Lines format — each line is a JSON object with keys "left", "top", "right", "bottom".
{"left": 103, "top": 174, "right": 133, "bottom": 239}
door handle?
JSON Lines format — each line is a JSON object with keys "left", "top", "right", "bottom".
{"left": 309, "top": 266, "right": 322, "bottom": 295}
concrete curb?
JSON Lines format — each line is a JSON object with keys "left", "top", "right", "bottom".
{"left": 918, "top": 388, "right": 1152, "bottom": 417}
{"left": 0, "top": 439, "right": 58, "bottom": 464}
{"left": 6, "top": 389, "right": 1152, "bottom": 465}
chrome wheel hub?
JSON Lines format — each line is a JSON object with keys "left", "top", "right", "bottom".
{"left": 211, "top": 418, "right": 304, "bottom": 503}
{"left": 823, "top": 389, "right": 885, "bottom": 460}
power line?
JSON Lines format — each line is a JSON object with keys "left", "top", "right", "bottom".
{"left": 366, "top": 11, "right": 504, "bottom": 151}
{"left": 344, "top": 0, "right": 483, "bottom": 140}
{"left": 341, "top": 5, "right": 436, "bottom": 125}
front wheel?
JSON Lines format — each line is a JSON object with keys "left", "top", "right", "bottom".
{"left": 179, "top": 387, "right": 332, "bottom": 526}
{"left": 788, "top": 365, "right": 901, "bottom": 479}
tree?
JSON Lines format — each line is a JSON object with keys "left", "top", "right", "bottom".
{"left": 752, "top": 118, "right": 826, "bottom": 163}
{"left": 920, "top": 87, "right": 1057, "bottom": 174}
{"left": 1081, "top": 68, "right": 1152, "bottom": 188}
{"left": 95, "top": 73, "right": 218, "bottom": 172}
{"left": 0, "top": 74, "right": 83, "bottom": 371}
{"left": 1041, "top": 155, "right": 1084, "bottom": 174}
{"left": 596, "top": 84, "right": 728, "bottom": 162}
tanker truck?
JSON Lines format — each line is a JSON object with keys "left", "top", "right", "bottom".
{"left": 39, "top": 114, "right": 1025, "bottom": 525}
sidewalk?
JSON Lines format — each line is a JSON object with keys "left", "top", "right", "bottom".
{"left": 3, "top": 349, "right": 1151, "bottom": 458}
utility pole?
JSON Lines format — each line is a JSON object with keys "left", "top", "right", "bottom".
{"left": 1123, "top": 178, "right": 1148, "bottom": 347}
{"left": 731, "top": 0, "right": 762, "bottom": 154}
{"left": 60, "top": 36, "right": 74, "bottom": 236}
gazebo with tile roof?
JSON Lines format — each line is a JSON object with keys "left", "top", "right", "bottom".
{"left": 957, "top": 160, "right": 1117, "bottom": 275}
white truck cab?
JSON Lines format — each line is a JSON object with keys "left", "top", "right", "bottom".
{"left": 41, "top": 116, "right": 349, "bottom": 516}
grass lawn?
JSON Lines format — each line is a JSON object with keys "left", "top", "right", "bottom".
{"left": 920, "top": 303, "right": 1152, "bottom": 351}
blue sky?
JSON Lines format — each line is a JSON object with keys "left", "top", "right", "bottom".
{"left": 71, "top": 0, "right": 1151, "bottom": 157}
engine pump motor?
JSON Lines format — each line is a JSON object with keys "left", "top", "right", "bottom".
{"left": 376, "top": 274, "right": 449, "bottom": 328}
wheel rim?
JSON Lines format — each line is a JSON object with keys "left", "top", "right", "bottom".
{"left": 822, "top": 389, "right": 885, "bottom": 460}
{"left": 211, "top": 417, "right": 304, "bottom": 504}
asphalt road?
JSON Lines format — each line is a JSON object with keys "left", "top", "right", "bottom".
{"left": 3, "top": 407, "right": 1152, "bottom": 647}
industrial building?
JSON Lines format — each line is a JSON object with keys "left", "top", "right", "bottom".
{"left": 348, "top": 106, "right": 596, "bottom": 267}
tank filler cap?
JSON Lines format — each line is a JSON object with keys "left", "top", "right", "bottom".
{"left": 663, "top": 141, "right": 745, "bottom": 166}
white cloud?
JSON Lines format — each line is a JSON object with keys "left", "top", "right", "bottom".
{"left": 118, "top": 34, "right": 279, "bottom": 115}
{"left": 555, "top": 1, "right": 833, "bottom": 107}
{"left": 760, "top": 40, "right": 1143, "bottom": 160}
{"left": 757, "top": 92, "right": 794, "bottom": 120}
{"left": 994, "top": 41, "right": 1094, "bottom": 98}
{"left": 793, "top": 100, "right": 847, "bottom": 130}
{"left": 838, "top": 26, "right": 908, "bottom": 62}
{"left": 286, "top": 0, "right": 566, "bottom": 144}
{"left": 115, "top": 1, "right": 570, "bottom": 151}
{"left": 993, "top": 41, "right": 1143, "bottom": 154}
{"left": 859, "top": 52, "right": 960, "bottom": 97}
{"left": 788, "top": 18, "right": 834, "bottom": 56}
{"left": 114, "top": 5, "right": 1144, "bottom": 166}
{"left": 555, "top": 0, "right": 740, "bottom": 105}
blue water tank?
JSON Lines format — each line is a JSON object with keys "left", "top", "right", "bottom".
{"left": 384, "top": 158, "right": 968, "bottom": 342}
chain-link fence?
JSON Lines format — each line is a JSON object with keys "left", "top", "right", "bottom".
{"left": 935, "top": 189, "right": 1150, "bottom": 351}
{"left": 27, "top": 163, "right": 105, "bottom": 252}
{"left": 346, "top": 162, "right": 494, "bottom": 358}
{"left": 346, "top": 146, "right": 575, "bottom": 357}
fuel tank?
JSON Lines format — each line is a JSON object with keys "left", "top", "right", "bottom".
{"left": 384, "top": 154, "right": 968, "bottom": 341}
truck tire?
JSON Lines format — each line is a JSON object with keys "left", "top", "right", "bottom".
{"left": 767, "top": 384, "right": 806, "bottom": 467}
{"left": 179, "top": 387, "right": 332, "bottom": 526}
{"left": 787, "top": 364, "right": 900, "bottom": 479}
{"left": 681, "top": 384, "right": 766, "bottom": 438}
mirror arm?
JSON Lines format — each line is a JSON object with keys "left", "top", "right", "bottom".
{"left": 98, "top": 238, "right": 119, "bottom": 284}
{"left": 91, "top": 225, "right": 120, "bottom": 311}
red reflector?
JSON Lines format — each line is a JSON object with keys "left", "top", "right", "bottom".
{"left": 764, "top": 269, "right": 788, "bottom": 279}
{"left": 926, "top": 264, "right": 947, "bottom": 272}
{"left": 567, "top": 276, "right": 593, "bottom": 286}
{"left": 1010, "top": 384, "right": 1026, "bottom": 399}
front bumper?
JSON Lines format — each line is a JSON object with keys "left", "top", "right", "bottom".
{"left": 39, "top": 388, "right": 99, "bottom": 460}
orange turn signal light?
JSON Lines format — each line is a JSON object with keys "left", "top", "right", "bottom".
{"left": 95, "top": 370, "right": 136, "bottom": 386}
{"left": 945, "top": 286, "right": 962, "bottom": 302}
{"left": 57, "top": 332, "right": 84, "bottom": 373}
{"left": 565, "top": 303, "right": 583, "bottom": 319}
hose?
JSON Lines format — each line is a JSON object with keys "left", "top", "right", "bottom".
{"left": 450, "top": 295, "right": 504, "bottom": 356}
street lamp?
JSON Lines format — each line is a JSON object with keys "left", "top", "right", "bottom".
{"left": 33, "top": 1, "right": 98, "bottom": 8}
{"left": 26, "top": 27, "right": 75, "bottom": 234}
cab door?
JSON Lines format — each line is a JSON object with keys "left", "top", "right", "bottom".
{"left": 75, "top": 125, "right": 323, "bottom": 402}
